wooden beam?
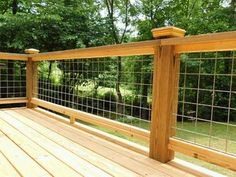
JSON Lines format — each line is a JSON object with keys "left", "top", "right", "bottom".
{"left": 70, "top": 116, "right": 75, "bottom": 124}
{"left": 30, "top": 40, "right": 159, "bottom": 61}
{"left": 26, "top": 58, "right": 33, "bottom": 108}
{"left": 149, "top": 46, "right": 177, "bottom": 162}
{"left": 169, "top": 138, "right": 236, "bottom": 171}
{"left": 32, "top": 62, "right": 38, "bottom": 98}
{"left": 26, "top": 61, "right": 37, "bottom": 108}
{"left": 26, "top": 31, "right": 236, "bottom": 61}
{"left": 33, "top": 107, "right": 149, "bottom": 156}
{"left": 175, "top": 40, "right": 236, "bottom": 53}
{"left": 0, "top": 52, "right": 28, "bottom": 61}
{"left": 161, "top": 30, "right": 236, "bottom": 46}
{"left": 149, "top": 27, "right": 184, "bottom": 162}
{"left": 0, "top": 97, "right": 27, "bottom": 105}
{"left": 171, "top": 54, "right": 180, "bottom": 139}
{"left": 26, "top": 49, "right": 39, "bottom": 108}
{"left": 31, "top": 98, "right": 150, "bottom": 142}
{"left": 0, "top": 31, "right": 235, "bottom": 61}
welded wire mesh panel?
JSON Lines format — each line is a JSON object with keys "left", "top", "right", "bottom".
{"left": 36, "top": 56, "right": 153, "bottom": 130}
{"left": 0, "top": 60, "right": 26, "bottom": 98}
{"left": 174, "top": 51, "right": 236, "bottom": 155}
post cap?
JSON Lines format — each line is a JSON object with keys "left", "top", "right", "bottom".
{"left": 25, "top": 48, "right": 40, "bottom": 54}
{"left": 151, "top": 26, "right": 186, "bottom": 39}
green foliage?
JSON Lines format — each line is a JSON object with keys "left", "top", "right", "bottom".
{"left": 135, "top": 0, "right": 236, "bottom": 38}
{"left": 0, "top": 0, "right": 108, "bottom": 53}
{"left": 38, "top": 61, "right": 62, "bottom": 84}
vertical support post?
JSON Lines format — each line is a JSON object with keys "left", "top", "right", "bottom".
{"left": 149, "top": 27, "right": 185, "bottom": 162}
{"left": 25, "top": 49, "right": 39, "bottom": 108}
{"left": 70, "top": 116, "right": 76, "bottom": 124}
{"left": 26, "top": 57, "right": 33, "bottom": 108}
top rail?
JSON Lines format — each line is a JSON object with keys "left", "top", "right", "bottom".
{"left": 161, "top": 31, "right": 236, "bottom": 45}
{"left": 31, "top": 40, "right": 159, "bottom": 61}
{"left": 30, "top": 30, "right": 236, "bottom": 61}
{"left": 170, "top": 31, "right": 236, "bottom": 53}
{"left": 1, "top": 30, "right": 236, "bottom": 61}
{"left": 0, "top": 52, "right": 28, "bottom": 61}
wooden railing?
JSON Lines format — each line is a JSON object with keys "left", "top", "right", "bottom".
{"left": 0, "top": 53, "right": 27, "bottom": 105}
{"left": 0, "top": 26, "right": 236, "bottom": 171}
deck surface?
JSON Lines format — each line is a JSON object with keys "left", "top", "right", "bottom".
{"left": 0, "top": 108, "right": 199, "bottom": 177}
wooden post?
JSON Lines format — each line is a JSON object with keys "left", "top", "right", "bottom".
{"left": 25, "top": 49, "right": 40, "bottom": 108}
{"left": 149, "top": 27, "right": 185, "bottom": 162}
{"left": 70, "top": 116, "right": 76, "bottom": 124}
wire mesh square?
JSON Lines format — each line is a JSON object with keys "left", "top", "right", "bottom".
{"left": 0, "top": 60, "right": 26, "bottom": 98}
{"left": 174, "top": 51, "right": 236, "bottom": 155}
{"left": 35, "top": 56, "right": 153, "bottom": 130}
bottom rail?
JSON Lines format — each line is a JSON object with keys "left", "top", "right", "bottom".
{"left": 0, "top": 97, "right": 27, "bottom": 105}
{"left": 169, "top": 138, "right": 236, "bottom": 171}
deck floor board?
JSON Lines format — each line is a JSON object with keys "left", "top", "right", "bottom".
{"left": 9, "top": 108, "right": 139, "bottom": 177}
{"left": 0, "top": 150, "right": 21, "bottom": 177}
{"left": 0, "top": 128, "right": 52, "bottom": 177}
{"left": 0, "top": 108, "right": 203, "bottom": 177}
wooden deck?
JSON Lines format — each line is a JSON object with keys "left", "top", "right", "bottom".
{"left": 0, "top": 108, "right": 211, "bottom": 177}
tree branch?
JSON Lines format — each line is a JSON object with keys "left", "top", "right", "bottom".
{"left": 104, "top": 0, "right": 120, "bottom": 44}
{"left": 120, "top": 0, "right": 129, "bottom": 43}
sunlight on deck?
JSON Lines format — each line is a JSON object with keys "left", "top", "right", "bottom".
{"left": 0, "top": 108, "right": 201, "bottom": 177}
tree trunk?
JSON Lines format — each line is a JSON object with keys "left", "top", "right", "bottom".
{"left": 47, "top": 62, "right": 52, "bottom": 80}
{"left": 7, "top": 61, "right": 14, "bottom": 97}
{"left": 116, "top": 56, "right": 123, "bottom": 114}
{"left": 6, "top": 0, "right": 18, "bottom": 98}
{"left": 229, "top": 0, "right": 236, "bottom": 27}
{"left": 224, "top": 51, "right": 231, "bottom": 74}
{"left": 141, "top": 79, "right": 149, "bottom": 120}
{"left": 104, "top": 0, "right": 130, "bottom": 116}
{"left": 12, "top": 0, "right": 17, "bottom": 15}
{"left": 141, "top": 56, "right": 151, "bottom": 120}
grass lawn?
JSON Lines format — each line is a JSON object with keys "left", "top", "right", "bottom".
{"left": 81, "top": 119, "right": 236, "bottom": 177}
{"left": 176, "top": 121, "right": 236, "bottom": 155}
{"left": 117, "top": 119, "right": 236, "bottom": 155}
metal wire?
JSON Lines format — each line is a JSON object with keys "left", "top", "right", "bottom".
{"left": 35, "top": 56, "right": 153, "bottom": 130}
{"left": 0, "top": 60, "right": 26, "bottom": 98}
{"left": 174, "top": 51, "right": 236, "bottom": 156}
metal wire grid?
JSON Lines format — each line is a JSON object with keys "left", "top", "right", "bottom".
{"left": 174, "top": 51, "right": 236, "bottom": 155}
{"left": 35, "top": 56, "right": 153, "bottom": 130}
{"left": 0, "top": 60, "right": 26, "bottom": 98}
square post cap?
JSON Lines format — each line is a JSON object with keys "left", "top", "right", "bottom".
{"left": 25, "top": 48, "right": 40, "bottom": 54}
{"left": 151, "top": 26, "right": 186, "bottom": 39}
